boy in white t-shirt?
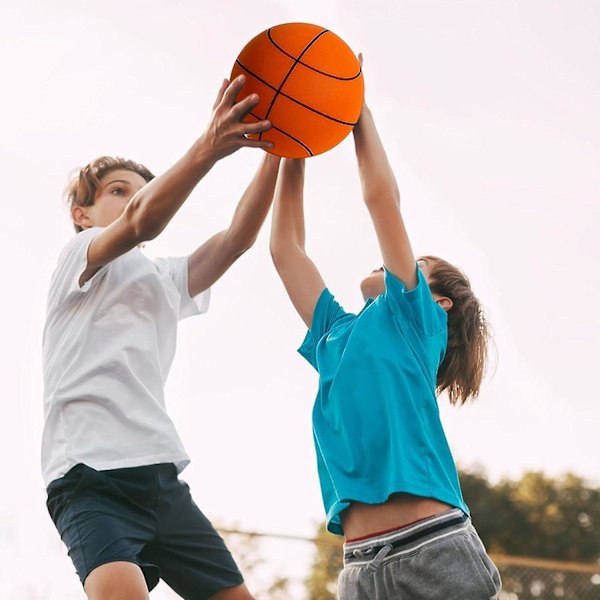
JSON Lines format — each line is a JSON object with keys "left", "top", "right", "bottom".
{"left": 43, "top": 76, "right": 279, "bottom": 600}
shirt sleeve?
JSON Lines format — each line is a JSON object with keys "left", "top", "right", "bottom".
{"left": 383, "top": 265, "right": 447, "bottom": 336}
{"left": 51, "top": 227, "right": 108, "bottom": 302}
{"left": 297, "top": 288, "right": 352, "bottom": 369}
{"left": 153, "top": 256, "right": 210, "bottom": 320}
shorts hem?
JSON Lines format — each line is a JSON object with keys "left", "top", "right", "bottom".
{"left": 207, "top": 576, "right": 246, "bottom": 598}
{"left": 80, "top": 557, "right": 160, "bottom": 591}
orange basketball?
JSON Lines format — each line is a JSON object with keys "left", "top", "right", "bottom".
{"left": 231, "top": 22, "right": 364, "bottom": 158}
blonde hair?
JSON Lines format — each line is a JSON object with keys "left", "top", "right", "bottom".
{"left": 421, "top": 256, "right": 490, "bottom": 405}
{"left": 65, "top": 156, "right": 154, "bottom": 232}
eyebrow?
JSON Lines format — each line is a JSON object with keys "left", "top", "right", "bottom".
{"left": 104, "top": 179, "right": 131, "bottom": 187}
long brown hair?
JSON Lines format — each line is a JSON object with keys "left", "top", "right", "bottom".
{"left": 421, "top": 256, "right": 490, "bottom": 405}
{"left": 65, "top": 156, "right": 154, "bottom": 233}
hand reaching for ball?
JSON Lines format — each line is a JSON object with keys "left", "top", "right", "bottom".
{"left": 230, "top": 23, "right": 364, "bottom": 158}
{"left": 201, "top": 75, "right": 274, "bottom": 161}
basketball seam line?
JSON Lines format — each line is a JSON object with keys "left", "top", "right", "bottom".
{"left": 260, "top": 28, "right": 329, "bottom": 139}
{"left": 248, "top": 111, "right": 313, "bottom": 156}
{"left": 266, "top": 28, "right": 362, "bottom": 81}
{"left": 235, "top": 60, "right": 357, "bottom": 127}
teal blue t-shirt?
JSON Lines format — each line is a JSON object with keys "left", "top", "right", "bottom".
{"left": 298, "top": 266, "right": 470, "bottom": 535}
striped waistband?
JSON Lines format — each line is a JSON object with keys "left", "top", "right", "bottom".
{"left": 343, "top": 508, "right": 469, "bottom": 566}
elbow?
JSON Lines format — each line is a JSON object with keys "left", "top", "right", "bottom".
{"left": 269, "top": 245, "right": 282, "bottom": 267}
{"left": 270, "top": 242, "right": 302, "bottom": 272}
{"left": 234, "top": 241, "right": 254, "bottom": 260}
{"left": 224, "top": 231, "right": 256, "bottom": 263}
{"left": 270, "top": 231, "right": 303, "bottom": 262}
{"left": 270, "top": 238, "right": 287, "bottom": 265}
{"left": 270, "top": 248, "right": 286, "bottom": 275}
{"left": 364, "top": 187, "right": 401, "bottom": 209}
{"left": 125, "top": 201, "right": 164, "bottom": 242}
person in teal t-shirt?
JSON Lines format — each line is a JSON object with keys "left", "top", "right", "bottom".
{"left": 270, "top": 56, "right": 502, "bottom": 600}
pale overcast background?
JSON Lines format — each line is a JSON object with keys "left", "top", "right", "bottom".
{"left": 1, "top": 0, "right": 598, "bottom": 597}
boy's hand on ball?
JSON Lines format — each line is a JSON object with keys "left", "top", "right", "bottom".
{"left": 231, "top": 24, "right": 364, "bottom": 157}
{"left": 202, "top": 75, "right": 273, "bottom": 160}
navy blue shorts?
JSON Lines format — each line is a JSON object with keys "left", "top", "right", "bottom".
{"left": 46, "top": 463, "right": 243, "bottom": 599}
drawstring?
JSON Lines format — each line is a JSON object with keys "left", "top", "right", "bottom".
{"left": 351, "top": 543, "right": 394, "bottom": 571}
{"left": 368, "top": 544, "right": 393, "bottom": 571}
{"left": 352, "top": 546, "right": 375, "bottom": 558}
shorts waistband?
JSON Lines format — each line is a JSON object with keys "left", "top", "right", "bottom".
{"left": 343, "top": 508, "right": 469, "bottom": 567}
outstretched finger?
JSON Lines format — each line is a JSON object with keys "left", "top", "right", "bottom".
{"left": 242, "top": 138, "right": 275, "bottom": 151}
{"left": 229, "top": 92, "right": 261, "bottom": 122}
{"left": 213, "top": 79, "right": 229, "bottom": 110}
{"left": 220, "top": 74, "right": 246, "bottom": 108}
{"left": 241, "top": 119, "right": 271, "bottom": 136}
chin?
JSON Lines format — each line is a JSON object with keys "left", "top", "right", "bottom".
{"left": 360, "top": 274, "right": 385, "bottom": 301}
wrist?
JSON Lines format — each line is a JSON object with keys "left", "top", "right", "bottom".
{"left": 263, "top": 152, "right": 281, "bottom": 167}
{"left": 189, "top": 135, "right": 220, "bottom": 169}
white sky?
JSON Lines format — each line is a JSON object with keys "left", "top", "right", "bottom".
{"left": 1, "top": 0, "right": 599, "bottom": 597}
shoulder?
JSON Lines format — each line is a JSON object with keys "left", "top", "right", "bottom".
{"left": 313, "top": 289, "right": 355, "bottom": 333}
{"left": 57, "top": 227, "right": 104, "bottom": 263}
{"left": 49, "top": 228, "right": 108, "bottom": 300}
{"left": 383, "top": 266, "right": 447, "bottom": 336}
{"left": 383, "top": 266, "right": 434, "bottom": 308}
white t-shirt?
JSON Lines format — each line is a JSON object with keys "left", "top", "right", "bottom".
{"left": 41, "top": 227, "right": 210, "bottom": 486}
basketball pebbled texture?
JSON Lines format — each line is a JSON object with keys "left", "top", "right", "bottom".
{"left": 231, "top": 23, "right": 364, "bottom": 158}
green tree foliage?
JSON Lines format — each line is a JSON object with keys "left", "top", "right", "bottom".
{"left": 305, "top": 522, "right": 343, "bottom": 600}
{"left": 219, "top": 526, "right": 293, "bottom": 600}
{"left": 305, "top": 470, "right": 600, "bottom": 599}
{"left": 463, "top": 470, "right": 600, "bottom": 561}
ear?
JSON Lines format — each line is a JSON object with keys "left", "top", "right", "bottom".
{"left": 71, "top": 205, "right": 91, "bottom": 229}
{"left": 435, "top": 296, "right": 453, "bottom": 312}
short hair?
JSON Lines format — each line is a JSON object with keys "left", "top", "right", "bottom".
{"left": 65, "top": 156, "right": 155, "bottom": 233}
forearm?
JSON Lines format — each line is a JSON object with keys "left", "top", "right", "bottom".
{"left": 127, "top": 136, "right": 218, "bottom": 240}
{"left": 269, "top": 159, "right": 325, "bottom": 327}
{"left": 223, "top": 153, "right": 281, "bottom": 254}
{"left": 353, "top": 106, "right": 400, "bottom": 207}
{"left": 353, "top": 104, "right": 416, "bottom": 286}
{"left": 186, "top": 153, "right": 279, "bottom": 295}
{"left": 270, "top": 159, "right": 307, "bottom": 256}
{"left": 126, "top": 75, "right": 273, "bottom": 242}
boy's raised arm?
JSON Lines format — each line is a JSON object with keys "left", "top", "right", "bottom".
{"left": 187, "top": 152, "right": 281, "bottom": 297}
{"left": 81, "top": 76, "right": 273, "bottom": 286}
{"left": 352, "top": 56, "right": 417, "bottom": 290}
{"left": 270, "top": 158, "right": 326, "bottom": 328}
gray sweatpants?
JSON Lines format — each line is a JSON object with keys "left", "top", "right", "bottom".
{"left": 338, "top": 509, "right": 501, "bottom": 599}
